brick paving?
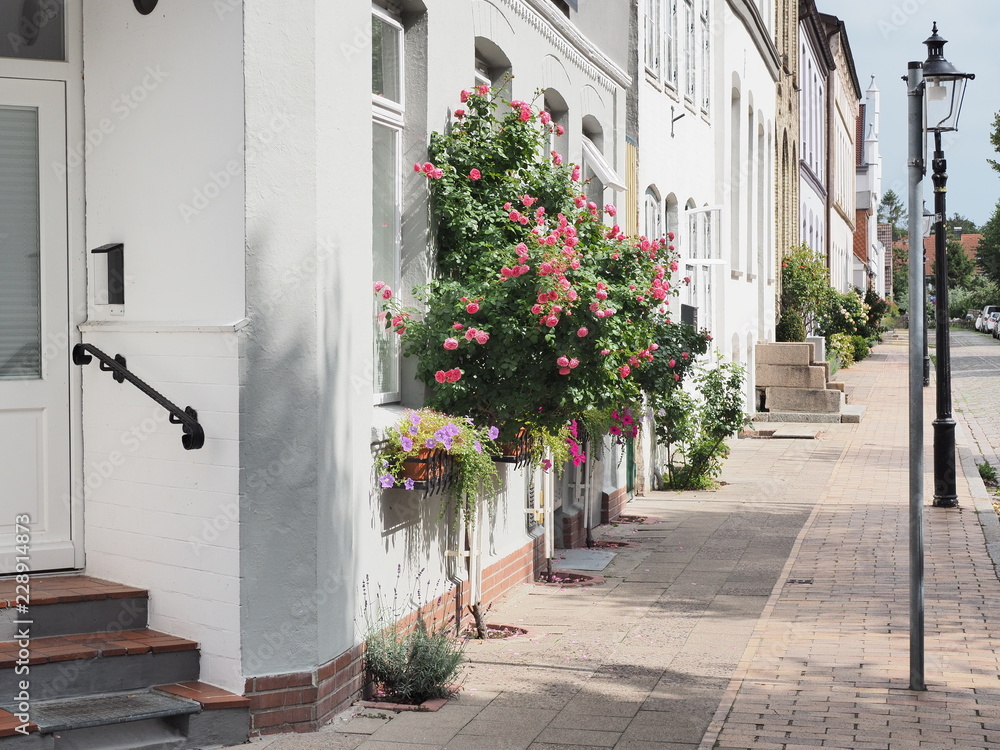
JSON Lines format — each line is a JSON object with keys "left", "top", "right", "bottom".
{"left": 231, "top": 331, "right": 1000, "bottom": 750}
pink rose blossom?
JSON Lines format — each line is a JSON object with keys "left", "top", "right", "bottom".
{"left": 596, "top": 289, "right": 608, "bottom": 300}
{"left": 569, "top": 358, "right": 579, "bottom": 369}
{"left": 452, "top": 322, "right": 464, "bottom": 330}
{"left": 601, "top": 349, "right": 610, "bottom": 355}
{"left": 446, "top": 368, "right": 462, "bottom": 382}
{"left": 434, "top": 370, "right": 447, "bottom": 383}
{"left": 503, "top": 202, "right": 512, "bottom": 210}
{"left": 413, "top": 163, "right": 421, "bottom": 172}
{"left": 422, "top": 162, "right": 434, "bottom": 174}
{"left": 545, "top": 316, "right": 559, "bottom": 327}
{"left": 540, "top": 110, "right": 551, "bottom": 125}
{"left": 651, "top": 343, "right": 659, "bottom": 351}
{"left": 460, "top": 89, "right": 470, "bottom": 103}
{"left": 674, "top": 373, "right": 680, "bottom": 381}
{"left": 619, "top": 365, "right": 631, "bottom": 378}
{"left": 382, "top": 287, "right": 393, "bottom": 300}
{"left": 596, "top": 310, "right": 606, "bottom": 318}
{"left": 476, "top": 84, "right": 489, "bottom": 95}
{"left": 519, "top": 107, "right": 531, "bottom": 122}
{"left": 475, "top": 331, "right": 489, "bottom": 344}
{"left": 557, "top": 356, "right": 570, "bottom": 367}
{"left": 559, "top": 367, "right": 571, "bottom": 375}
{"left": 429, "top": 168, "right": 443, "bottom": 179}
{"left": 531, "top": 304, "right": 543, "bottom": 315}
{"left": 373, "top": 281, "right": 386, "bottom": 292}
{"left": 443, "top": 338, "right": 459, "bottom": 350}
{"left": 468, "top": 168, "right": 481, "bottom": 180}
{"left": 454, "top": 108, "right": 466, "bottom": 119}
{"left": 551, "top": 151, "right": 563, "bottom": 166}
{"left": 556, "top": 124, "right": 565, "bottom": 135}
{"left": 464, "top": 328, "right": 477, "bottom": 341}
{"left": 571, "top": 165, "right": 580, "bottom": 181}
{"left": 466, "top": 302, "right": 480, "bottom": 314}
{"left": 509, "top": 211, "right": 520, "bottom": 222}
{"left": 604, "top": 204, "right": 617, "bottom": 216}
{"left": 577, "top": 327, "right": 589, "bottom": 337}
{"left": 519, "top": 216, "right": 529, "bottom": 225}
{"left": 682, "top": 351, "right": 689, "bottom": 359}
{"left": 522, "top": 195, "right": 535, "bottom": 207}
{"left": 669, "top": 359, "right": 676, "bottom": 368}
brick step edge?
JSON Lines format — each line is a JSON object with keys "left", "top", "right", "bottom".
{"left": 0, "top": 629, "right": 197, "bottom": 668}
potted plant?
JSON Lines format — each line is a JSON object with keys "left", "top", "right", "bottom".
{"left": 377, "top": 408, "right": 500, "bottom": 524}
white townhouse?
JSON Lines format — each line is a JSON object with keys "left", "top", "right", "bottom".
{"left": 0, "top": 0, "right": 633, "bottom": 742}
{"left": 637, "top": 0, "right": 779, "bottom": 426}
{"left": 854, "top": 77, "right": 887, "bottom": 296}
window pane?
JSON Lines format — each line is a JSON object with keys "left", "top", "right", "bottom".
{"left": 372, "top": 15, "right": 401, "bottom": 104}
{"left": 0, "top": 1, "right": 65, "bottom": 61}
{"left": 372, "top": 122, "right": 400, "bottom": 398}
{"left": 0, "top": 107, "right": 41, "bottom": 380}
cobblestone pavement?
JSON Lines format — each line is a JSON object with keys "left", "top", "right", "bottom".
{"left": 231, "top": 332, "right": 1000, "bottom": 750}
{"left": 950, "top": 327, "right": 1000, "bottom": 477}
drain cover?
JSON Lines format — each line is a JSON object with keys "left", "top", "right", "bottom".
{"left": 787, "top": 578, "right": 814, "bottom": 585}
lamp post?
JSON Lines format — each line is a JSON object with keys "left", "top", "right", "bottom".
{"left": 921, "top": 202, "right": 933, "bottom": 387}
{"left": 923, "top": 23, "right": 973, "bottom": 508}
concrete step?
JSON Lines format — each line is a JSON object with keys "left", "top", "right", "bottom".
{"left": 764, "top": 386, "right": 842, "bottom": 414}
{"left": 0, "top": 576, "right": 148, "bottom": 640}
{"left": 0, "top": 684, "right": 248, "bottom": 748}
{"left": 756, "top": 342, "right": 814, "bottom": 366}
{"left": 0, "top": 630, "right": 200, "bottom": 702}
{"left": 756, "top": 363, "right": 827, "bottom": 389}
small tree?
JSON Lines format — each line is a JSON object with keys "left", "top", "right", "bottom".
{"left": 932, "top": 240, "right": 976, "bottom": 290}
{"left": 977, "top": 199, "right": 1000, "bottom": 287}
{"left": 777, "top": 244, "right": 833, "bottom": 340}
{"left": 879, "top": 189, "right": 908, "bottom": 241}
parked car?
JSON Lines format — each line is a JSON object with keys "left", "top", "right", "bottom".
{"left": 977, "top": 305, "right": 1000, "bottom": 332}
{"left": 987, "top": 312, "right": 1000, "bottom": 335}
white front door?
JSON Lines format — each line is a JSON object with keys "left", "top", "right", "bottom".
{"left": 0, "top": 77, "right": 74, "bottom": 572}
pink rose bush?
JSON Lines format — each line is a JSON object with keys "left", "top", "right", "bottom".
{"left": 375, "top": 85, "right": 715, "bottom": 465}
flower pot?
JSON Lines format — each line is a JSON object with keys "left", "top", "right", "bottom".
{"left": 495, "top": 428, "right": 531, "bottom": 466}
{"left": 400, "top": 448, "right": 455, "bottom": 493}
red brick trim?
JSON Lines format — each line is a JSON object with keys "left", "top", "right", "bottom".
{"left": 561, "top": 509, "right": 585, "bottom": 549}
{"left": 601, "top": 487, "right": 628, "bottom": 524}
{"left": 243, "top": 534, "right": 546, "bottom": 735}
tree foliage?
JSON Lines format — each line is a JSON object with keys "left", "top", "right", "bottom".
{"left": 878, "top": 189, "right": 907, "bottom": 241}
{"left": 932, "top": 240, "right": 976, "bottom": 290}
{"left": 977, "top": 199, "right": 1000, "bottom": 287}
{"left": 777, "top": 244, "right": 833, "bottom": 339}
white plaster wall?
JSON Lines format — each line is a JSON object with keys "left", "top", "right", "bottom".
{"left": 81, "top": 2, "right": 244, "bottom": 692}
{"left": 79, "top": 326, "right": 242, "bottom": 691}
{"left": 718, "top": 1, "right": 777, "bottom": 408}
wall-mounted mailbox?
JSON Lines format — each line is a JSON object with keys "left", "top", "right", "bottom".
{"left": 91, "top": 243, "right": 124, "bottom": 305}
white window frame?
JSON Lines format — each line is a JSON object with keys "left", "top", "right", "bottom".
{"left": 372, "top": 5, "right": 404, "bottom": 404}
{"left": 581, "top": 136, "right": 626, "bottom": 193}
{"left": 644, "top": 0, "right": 661, "bottom": 79}
{"left": 683, "top": 0, "right": 695, "bottom": 103}
{"left": 679, "top": 205, "right": 722, "bottom": 336}
{"left": 644, "top": 189, "right": 663, "bottom": 239}
{"left": 666, "top": 0, "right": 679, "bottom": 89}
{"left": 700, "top": 0, "right": 710, "bottom": 113}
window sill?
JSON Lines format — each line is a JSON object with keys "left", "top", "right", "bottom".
{"left": 371, "top": 402, "right": 409, "bottom": 445}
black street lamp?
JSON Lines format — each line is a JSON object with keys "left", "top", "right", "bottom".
{"left": 923, "top": 23, "right": 974, "bottom": 508}
{"left": 922, "top": 202, "right": 933, "bottom": 387}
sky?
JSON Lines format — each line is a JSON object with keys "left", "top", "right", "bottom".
{"left": 822, "top": 1, "right": 999, "bottom": 229}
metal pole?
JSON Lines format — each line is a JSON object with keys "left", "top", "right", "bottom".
{"left": 905, "top": 61, "right": 926, "bottom": 692}
{"left": 931, "top": 129, "right": 958, "bottom": 507}
{"left": 922, "top": 257, "right": 930, "bottom": 387}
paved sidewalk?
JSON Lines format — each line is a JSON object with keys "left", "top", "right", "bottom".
{"left": 231, "top": 334, "right": 1000, "bottom": 750}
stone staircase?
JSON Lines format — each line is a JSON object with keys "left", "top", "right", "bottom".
{"left": 754, "top": 341, "right": 864, "bottom": 424}
{"left": 0, "top": 575, "right": 248, "bottom": 748}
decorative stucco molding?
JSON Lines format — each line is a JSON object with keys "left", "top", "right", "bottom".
{"left": 493, "top": 0, "right": 631, "bottom": 92}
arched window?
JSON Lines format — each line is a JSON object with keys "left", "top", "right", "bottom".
{"left": 644, "top": 187, "right": 662, "bottom": 240}
{"left": 474, "top": 37, "right": 512, "bottom": 101}
{"left": 730, "top": 85, "right": 741, "bottom": 271}
{"left": 543, "top": 89, "right": 569, "bottom": 162}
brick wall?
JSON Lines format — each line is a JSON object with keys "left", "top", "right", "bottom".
{"left": 244, "top": 534, "right": 546, "bottom": 734}
{"left": 853, "top": 210, "right": 868, "bottom": 263}
{"left": 561, "top": 509, "right": 585, "bottom": 549}
{"left": 601, "top": 488, "right": 628, "bottom": 524}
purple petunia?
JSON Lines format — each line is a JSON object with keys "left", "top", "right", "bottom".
{"left": 409, "top": 424, "right": 419, "bottom": 436}
{"left": 474, "top": 441, "right": 483, "bottom": 453}
{"left": 400, "top": 436, "right": 413, "bottom": 451}
{"left": 404, "top": 478, "right": 415, "bottom": 490}
{"left": 425, "top": 438, "right": 437, "bottom": 449}
{"left": 409, "top": 412, "right": 422, "bottom": 425}
{"left": 379, "top": 473, "right": 395, "bottom": 488}
{"left": 487, "top": 426, "right": 499, "bottom": 440}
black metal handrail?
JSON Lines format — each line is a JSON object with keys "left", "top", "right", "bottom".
{"left": 72, "top": 343, "right": 205, "bottom": 450}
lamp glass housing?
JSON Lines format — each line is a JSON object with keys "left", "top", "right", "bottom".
{"left": 923, "top": 73, "right": 968, "bottom": 132}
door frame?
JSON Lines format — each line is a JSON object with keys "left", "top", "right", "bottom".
{"left": 0, "top": 2, "right": 86, "bottom": 571}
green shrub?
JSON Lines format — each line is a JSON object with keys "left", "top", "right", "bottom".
{"left": 850, "top": 335, "right": 870, "bottom": 362}
{"left": 828, "top": 333, "right": 855, "bottom": 369}
{"left": 978, "top": 460, "right": 998, "bottom": 487}
{"left": 776, "top": 308, "right": 806, "bottom": 342}
{"left": 361, "top": 574, "right": 463, "bottom": 704}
